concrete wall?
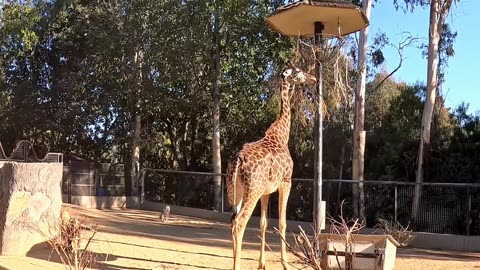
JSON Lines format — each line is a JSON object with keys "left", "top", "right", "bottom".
{"left": 141, "top": 201, "right": 480, "bottom": 253}
{"left": 409, "top": 232, "right": 480, "bottom": 253}
{"left": 0, "top": 162, "right": 63, "bottom": 256}
{"left": 64, "top": 195, "right": 140, "bottom": 209}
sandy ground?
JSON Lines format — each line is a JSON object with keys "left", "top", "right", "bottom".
{"left": 0, "top": 204, "right": 479, "bottom": 270}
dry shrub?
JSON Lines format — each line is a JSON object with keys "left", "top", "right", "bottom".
{"left": 46, "top": 209, "right": 99, "bottom": 270}
{"left": 375, "top": 218, "right": 415, "bottom": 247}
{"left": 290, "top": 36, "right": 352, "bottom": 124}
{"left": 275, "top": 202, "right": 365, "bottom": 270}
{"left": 267, "top": 35, "right": 352, "bottom": 131}
{"left": 275, "top": 225, "right": 323, "bottom": 269}
{"left": 325, "top": 203, "right": 365, "bottom": 270}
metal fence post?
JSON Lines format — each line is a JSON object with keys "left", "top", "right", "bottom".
{"left": 467, "top": 186, "right": 472, "bottom": 236}
{"left": 394, "top": 184, "right": 398, "bottom": 223}
{"left": 221, "top": 174, "right": 224, "bottom": 212}
{"left": 140, "top": 169, "right": 145, "bottom": 206}
{"left": 68, "top": 161, "right": 72, "bottom": 204}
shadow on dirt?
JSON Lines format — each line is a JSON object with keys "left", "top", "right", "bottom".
{"left": 26, "top": 240, "right": 231, "bottom": 270}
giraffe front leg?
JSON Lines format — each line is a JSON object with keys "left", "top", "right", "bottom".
{"left": 258, "top": 195, "right": 269, "bottom": 269}
{"left": 278, "top": 181, "right": 292, "bottom": 270}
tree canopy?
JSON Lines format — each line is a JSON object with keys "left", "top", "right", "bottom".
{"left": 0, "top": 0, "right": 478, "bottom": 185}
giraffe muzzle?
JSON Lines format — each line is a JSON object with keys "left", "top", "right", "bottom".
{"left": 303, "top": 73, "right": 317, "bottom": 85}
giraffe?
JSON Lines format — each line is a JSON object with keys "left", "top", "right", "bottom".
{"left": 226, "top": 66, "right": 316, "bottom": 270}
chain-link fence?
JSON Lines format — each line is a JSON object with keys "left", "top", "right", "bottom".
{"left": 143, "top": 168, "right": 480, "bottom": 236}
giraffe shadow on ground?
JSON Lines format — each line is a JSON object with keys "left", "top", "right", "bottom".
{"left": 26, "top": 241, "right": 230, "bottom": 270}
{"left": 26, "top": 241, "right": 114, "bottom": 267}
{"left": 74, "top": 206, "right": 289, "bottom": 252}
{"left": 24, "top": 205, "right": 295, "bottom": 270}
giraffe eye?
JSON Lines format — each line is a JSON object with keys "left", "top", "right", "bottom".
{"left": 283, "top": 69, "right": 293, "bottom": 77}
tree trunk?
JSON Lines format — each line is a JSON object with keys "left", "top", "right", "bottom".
{"left": 352, "top": 0, "right": 372, "bottom": 221}
{"left": 129, "top": 49, "right": 144, "bottom": 199}
{"left": 212, "top": 10, "right": 222, "bottom": 212}
{"left": 166, "top": 120, "right": 189, "bottom": 171}
{"left": 131, "top": 113, "right": 141, "bottom": 196}
{"left": 190, "top": 115, "right": 199, "bottom": 168}
{"left": 412, "top": 0, "right": 448, "bottom": 220}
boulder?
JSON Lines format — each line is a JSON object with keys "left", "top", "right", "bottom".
{"left": 0, "top": 162, "right": 62, "bottom": 256}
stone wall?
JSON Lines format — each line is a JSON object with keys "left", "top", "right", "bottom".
{"left": 0, "top": 162, "right": 63, "bottom": 256}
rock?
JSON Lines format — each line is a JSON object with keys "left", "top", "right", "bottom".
{"left": 0, "top": 162, "right": 63, "bottom": 256}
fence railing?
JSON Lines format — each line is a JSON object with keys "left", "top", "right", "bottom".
{"left": 0, "top": 140, "right": 62, "bottom": 163}
{"left": 143, "top": 168, "right": 480, "bottom": 236}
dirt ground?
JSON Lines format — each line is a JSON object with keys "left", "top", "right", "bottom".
{"left": 0, "top": 204, "right": 479, "bottom": 270}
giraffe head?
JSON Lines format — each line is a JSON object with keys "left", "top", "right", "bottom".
{"left": 282, "top": 66, "right": 316, "bottom": 86}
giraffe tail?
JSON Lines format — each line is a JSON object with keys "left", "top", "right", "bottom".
{"left": 226, "top": 156, "right": 242, "bottom": 222}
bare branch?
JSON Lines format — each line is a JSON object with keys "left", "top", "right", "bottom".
{"left": 373, "top": 33, "right": 421, "bottom": 92}
{"left": 440, "top": 0, "right": 455, "bottom": 15}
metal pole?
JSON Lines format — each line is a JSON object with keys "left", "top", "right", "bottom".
{"left": 466, "top": 187, "right": 471, "bottom": 236}
{"left": 140, "top": 169, "right": 145, "bottom": 206}
{"left": 221, "top": 174, "right": 224, "bottom": 212}
{"left": 68, "top": 160, "right": 72, "bottom": 204}
{"left": 394, "top": 185, "right": 398, "bottom": 223}
{"left": 313, "top": 21, "right": 324, "bottom": 235}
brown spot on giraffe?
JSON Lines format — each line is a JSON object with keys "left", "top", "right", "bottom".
{"left": 226, "top": 66, "right": 316, "bottom": 270}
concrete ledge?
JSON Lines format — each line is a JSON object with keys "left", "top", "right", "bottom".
{"left": 63, "top": 195, "right": 139, "bottom": 209}
{"left": 351, "top": 227, "right": 480, "bottom": 253}
{"left": 141, "top": 201, "right": 480, "bottom": 253}
{"left": 64, "top": 197, "right": 480, "bottom": 253}
{"left": 409, "top": 232, "right": 480, "bottom": 252}
{"left": 141, "top": 200, "right": 315, "bottom": 234}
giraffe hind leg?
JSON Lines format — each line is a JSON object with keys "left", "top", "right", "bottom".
{"left": 230, "top": 176, "right": 244, "bottom": 223}
{"left": 232, "top": 193, "right": 262, "bottom": 270}
{"left": 227, "top": 157, "right": 243, "bottom": 223}
{"left": 231, "top": 199, "right": 243, "bottom": 223}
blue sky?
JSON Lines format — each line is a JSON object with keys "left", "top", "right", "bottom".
{"left": 368, "top": 0, "right": 478, "bottom": 114}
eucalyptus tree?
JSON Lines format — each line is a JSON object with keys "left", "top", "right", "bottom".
{"left": 394, "top": 0, "right": 459, "bottom": 220}
{"left": 352, "top": 0, "right": 373, "bottom": 221}
{"left": 185, "top": 0, "right": 291, "bottom": 210}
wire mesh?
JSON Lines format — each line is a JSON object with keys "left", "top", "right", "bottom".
{"left": 139, "top": 169, "right": 480, "bottom": 235}
{"left": 144, "top": 169, "right": 221, "bottom": 211}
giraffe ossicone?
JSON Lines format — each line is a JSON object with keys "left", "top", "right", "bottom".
{"left": 226, "top": 65, "right": 316, "bottom": 270}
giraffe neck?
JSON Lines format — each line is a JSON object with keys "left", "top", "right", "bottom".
{"left": 264, "top": 80, "right": 291, "bottom": 145}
